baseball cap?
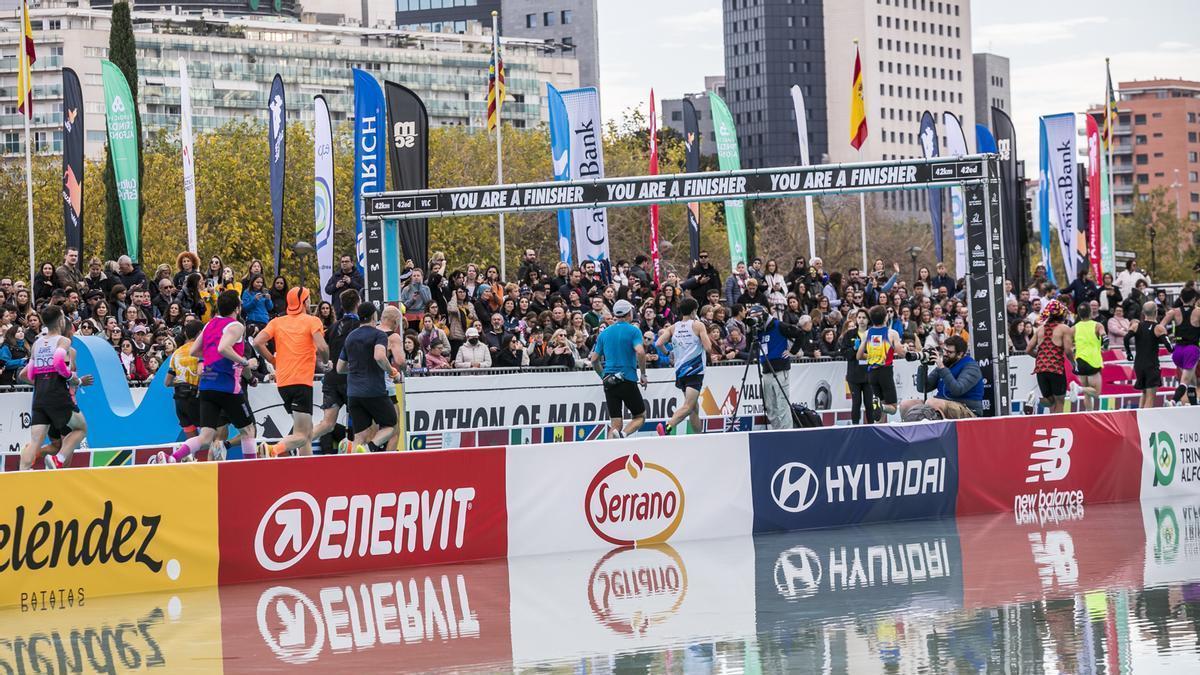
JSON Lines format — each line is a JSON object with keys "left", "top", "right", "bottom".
{"left": 613, "top": 299, "right": 634, "bottom": 317}
{"left": 132, "top": 325, "right": 149, "bottom": 334}
{"left": 465, "top": 327, "right": 480, "bottom": 337}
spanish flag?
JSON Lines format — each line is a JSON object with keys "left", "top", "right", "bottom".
{"left": 849, "top": 41, "right": 867, "bottom": 150}
{"left": 16, "top": 0, "right": 36, "bottom": 118}
{"left": 486, "top": 26, "right": 506, "bottom": 132}
{"left": 1101, "top": 58, "right": 1118, "bottom": 152}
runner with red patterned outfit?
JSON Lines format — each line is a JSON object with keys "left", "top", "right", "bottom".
{"left": 1026, "top": 299, "right": 1074, "bottom": 414}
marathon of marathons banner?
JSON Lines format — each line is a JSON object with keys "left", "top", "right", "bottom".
{"left": 0, "top": 406, "right": 1196, "bottom": 618}
{"left": 365, "top": 156, "right": 988, "bottom": 219}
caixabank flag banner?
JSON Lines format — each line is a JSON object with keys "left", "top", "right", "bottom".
{"left": 0, "top": 584, "right": 224, "bottom": 673}
{"left": 956, "top": 410, "right": 1141, "bottom": 517}
{"left": 0, "top": 463, "right": 219, "bottom": 609}
{"left": 958, "top": 503, "right": 1146, "bottom": 609}
{"left": 219, "top": 558, "right": 513, "bottom": 672}
{"left": 559, "top": 86, "right": 611, "bottom": 267}
{"left": 754, "top": 518, "right": 962, "bottom": 635}
{"left": 508, "top": 537, "right": 756, "bottom": 665}
{"left": 749, "top": 423, "right": 959, "bottom": 533}
{"left": 1136, "top": 408, "right": 1200, "bottom": 501}
{"left": 216, "top": 448, "right": 507, "bottom": 584}
{"left": 505, "top": 434, "right": 753, "bottom": 557}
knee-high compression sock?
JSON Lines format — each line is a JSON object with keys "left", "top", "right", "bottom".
{"left": 1175, "top": 385, "right": 1187, "bottom": 403}
{"left": 172, "top": 436, "right": 203, "bottom": 461}
{"left": 241, "top": 434, "right": 257, "bottom": 460}
{"left": 1189, "top": 387, "right": 1198, "bottom": 405}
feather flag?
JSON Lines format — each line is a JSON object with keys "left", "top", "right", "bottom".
{"left": 1101, "top": 59, "right": 1118, "bottom": 152}
{"left": 486, "top": 27, "right": 506, "bottom": 132}
{"left": 17, "top": 0, "right": 36, "bottom": 117}
{"left": 849, "top": 42, "right": 868, "bottom": 150}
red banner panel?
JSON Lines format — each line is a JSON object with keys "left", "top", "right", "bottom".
{"left": 956, "top": 410, "right": 1141, "bottom": 517}
{"left": 218, "top": 448, "right": 508, "bottom": 585}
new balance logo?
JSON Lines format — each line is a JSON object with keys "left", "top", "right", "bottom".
{"left": 1026, "top": 428, "right": 1072, "bottom": 483}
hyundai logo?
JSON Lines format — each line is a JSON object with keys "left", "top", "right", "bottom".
{"left": 774, "top": 545, "right": 823, "bottom": 599}
{"left": 771, "top": 463, "right": 820, "bottom": 513}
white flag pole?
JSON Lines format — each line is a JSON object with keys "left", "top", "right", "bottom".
{"left": 21, "top": 36, "right": 35, "bottom": 290}
{"left": 492, "top": 10, "right": 507, "bottom": 282}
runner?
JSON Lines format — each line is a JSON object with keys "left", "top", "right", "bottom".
{"left": 590, "top": 299, "right": 648, "bottom": 439}
{"left": 336, "top": 302, "right": 401, "bottom": 453}
{"left": 1125, "top": 301, "right": 1172, "bottom": 409}
{"left": 1026, "top": 299, "right": 1074, "bottom": 414}
{"left": 171, "top": 291, "right": 259, "bottom": 462}
{"left": 1159, "top": 287, "right": 1199, "bottom": 405}
{"left": 857, "top": 304, "right": 908, "bottom": 419}
{"left": 379, "top": 305, "right": 408, "bottom": 451}
{"left": 253, "top": 287, "right": 328, "bottom": 457}
{"left": 311, "top": 288, "right": 361, "bottom": 453}
{"left": 19, "top": 305, "right": 93, "bottom": 470}
{"left": 1071, "top": 303, "right": 1105, "bottom": 411}
{"left": 165, "top": 319, "right": 203, "bottom": 440}
{"left": 655, "top": 297, "right": 711, "bottom": 436}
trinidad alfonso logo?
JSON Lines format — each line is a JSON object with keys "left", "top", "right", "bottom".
{"left": 1151, "top": 431, "right": 1177, "bottom": 487}
{"left": 585, "top": 454, "right": 684, "bottom": 547}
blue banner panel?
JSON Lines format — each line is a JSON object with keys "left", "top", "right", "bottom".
{"left": 749, "top": 423, "right": 959, "bottom": 533}
{"left": 754, "top": 517, "right": 963, "bottom": 638}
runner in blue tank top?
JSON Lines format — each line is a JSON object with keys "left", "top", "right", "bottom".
{"left": 655, "top": 297, "right": 713, "bottom": 436}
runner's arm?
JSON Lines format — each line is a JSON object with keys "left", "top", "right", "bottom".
{"left": 373, "top": 343, "right": 395, "bottom": 381}
{"left": 189, "top": 335, "right": 204, "bottom": 359}
{"left": 313, "top": 329, "right": 330, "bottom": 363}
{"left": 1061, "top": 326, "right": 1075, "bottom": 361}
{"left": 388, "top": 334, "right": 406, "bottom": 369}
{"left": 635, "top": 343, "right": 648, "bottom": 385}
{"left": 252, "top": 326, "right": 276, "bottom": 367}
{"left": 890, "top": 329, "right": 907, "bottom": 357}
{"left": 655, "top": 324, "right": 673, "bottom": 350}
{"left": 1025, "top": 328, "right": 1040, "bottom": 355}
{"left": 218, "top": 323, "right": 254, "bottom": 367}
{"left": 697, "top": 320, "right": 713, "bottom": 354}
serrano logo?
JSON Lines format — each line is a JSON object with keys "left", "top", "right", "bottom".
{"left": 254, "top": 487, "right": 476, "bottom": 572}
{"left": 1027, "top": 428, "right": 1072, "bottom": 483}
{"left": 587, "top": 544, "right": 687, "bottom": 636}
{"left": 585, "top": 454, "right": 684, "bottom": 547}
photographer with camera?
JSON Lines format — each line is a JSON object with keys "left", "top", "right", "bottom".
{"left": 748, "top": 304, "right": 805, "bottom": 430}
{"left": 899, "top": 335, "right": 983, "bottom": 419}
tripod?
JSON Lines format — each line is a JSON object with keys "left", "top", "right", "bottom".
{"left": 727, "top": 332, "right": 794, "bottom": 432}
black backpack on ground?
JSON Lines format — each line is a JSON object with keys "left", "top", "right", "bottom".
{"left": 791, "top": 403, "right": 823, "bottom": 428}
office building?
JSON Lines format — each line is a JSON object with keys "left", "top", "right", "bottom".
{"left": 723, "top": 0, "right": 976, "bottom": 220}
{"left": 661, "top": 75, "right": 725, "bottom": 151}
{"left": 972, "top": 52, "right": 1009, "bottom": 126}
{"left": 0, "top": 3, "right": 579, "bottom": 159}
{"left": 393, "top": 0, "right": 599, "bottom": 88}
{"left": 722, "top": 0, "right": 827, "bottom": 169}
{"left": 1087, "top": 78, "right": 1200, "bottom": 222}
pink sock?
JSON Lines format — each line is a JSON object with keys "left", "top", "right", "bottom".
{"left": 240, "top": 434, "right": 256, "bottom": 460}
{"left": 172, "top": 437, "right": 201, "bottom": 461}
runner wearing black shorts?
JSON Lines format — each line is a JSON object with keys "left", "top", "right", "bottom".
{"left": 337, "top": 302, "right": 400, "bottom": 453}
{"left": 1125, "top": 301, "right": 1172, "bottom": 408}
{"left": 590, "top": 299, "right": 648, "bottom": 439}
{"left": 312, "top": 288, "right": 361, "bottom": 453}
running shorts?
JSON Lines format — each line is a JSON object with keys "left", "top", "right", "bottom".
{"left": 1074, "top": 359, "right": 1102, "bottom": 377}
{"left": 1134, "top": 365, "right": 1163, "bottom": 391}
{"left": 32, "top": 401, "right": 77, "bottom": 439}
{"left": 1172, "top": 344, "right": 1200, "bottom": 372}
{"left": 867, "top": 366, "right": 898, "bottom": 405}
{"left": 278, "top": 384, "right": 314, "bottom": 415}
{"left": 603, "top": 378, "right": 646, "bottom": 419}
{"left": 1036, "top": 372, "right": 1068, "bottom": 398}
{"left": 347, "top": 395, "right": 398, "bottom": 432}
{"left": 199, "top": 390, "right": 255, "bottom": 430}
{"left": 174, "top": 396, "right": 201, "bottom": 429}
{"left": 320, "top": 381, "right": 348, "bottom": 411}
{"left": 675, "top": 374, "right": 704, "bottom": 393}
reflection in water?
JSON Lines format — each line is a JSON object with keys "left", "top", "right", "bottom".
{"left": 2, "top": 499, "right": 1200, "bottom": 673}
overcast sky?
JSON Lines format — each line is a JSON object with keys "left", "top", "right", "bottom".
{"left": 598, "top": 0, "right": 1200, "bottom": 164}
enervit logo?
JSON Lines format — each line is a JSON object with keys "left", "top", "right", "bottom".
{"left": 1150, "top": 430, "right": 1177, "bottom": 486}
{"left": 771, "top": 463, "right": 820, "bottom": 513}
{"left": 1027, "top": 428, "right": 1072, "bottom": 483}
{"left": 587, "top": 545, "right": 687, "bottom": 636}
{"left": 254, "top": 488, "right": 476, "bottom": 572}
{"left": 1028, "top": 530, "right": 1078, "bottom": 589}
{"left": 774, "top": 545, "right": 822, "bottom": 598}
{"left": 257, "top": 573, "right": 480, "bottom": 665}
{"left": 585, "top": 454, "right": 684, "bottom": 547}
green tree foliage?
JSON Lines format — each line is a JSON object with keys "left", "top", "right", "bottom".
{"left": 102, "top": 0, "right": 142, "bottom": 261}
{"left": 1117, "top": 186, "right": 1197, "bottom": 282}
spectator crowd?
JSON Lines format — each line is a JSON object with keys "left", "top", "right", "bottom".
{"left": 0, "top": 243, "right": 1181, "bottom": 397}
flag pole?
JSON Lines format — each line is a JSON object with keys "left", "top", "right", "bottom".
{"left": 1105, "top": 58, "right": 1115, "bottom": 262}
{"left": 492, "top": 10, "right": 507, "bottom": 282}
{"left": 21, "top": 30, "right": 35, "bottom": 291}
{"left": 853, "top": 40, "right": 867, "bottom": 272}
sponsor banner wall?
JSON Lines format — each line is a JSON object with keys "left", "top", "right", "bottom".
{"left": 220, "top": 559, "right": 512, "bottom": 672}
{"left": 956, "top": 410, "right": 1141, "bottom": 517}
{"left": 216, "top": 449, "right": 507, "bottom": 585}
{"left": 959, "top": 503, "right": 1146, "bottom": 608}
{"left": 0, "top": 463, "right": 219, "bottom": 608}
{"left": 505, "top": 434, "right": 753, "bottom": 557}
{"left": 1140, "top": 498, "right": 1200, "bottom": 587}
{"left": 750, "top": 423, "right": 959, "bottom": 532}
{"left": 755, "top": 518, "right": 962, "bottom": 635}
{"left": 1137, "top": 408, "right": 1200, "bottom": 501}
{"left": 509, "top": 537, "right": 756, "bottom": 665}
{"left": 0, "top": 584, "right": 224, "bottom": 672}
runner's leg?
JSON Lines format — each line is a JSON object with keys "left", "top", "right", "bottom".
{"left": 20, "top": 425, "right": 50, "bottom": 471}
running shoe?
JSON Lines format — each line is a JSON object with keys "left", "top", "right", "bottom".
{"left": 269, "top": 443, "right": 290, "bottom": 458}
{"left": 656, "top": 422, "right": 668, "bottom": 437}
{"left": 256, "top": 442, "right": 271, "bottom": 459}
{"left": 210, "top": 444, "right": 226, "bottom": 462}
{"left": 147, "top": 453, "right": 158, "bottom": 465}
{"left": 44, "top": 454, "right": 64, "bottom": 470}
{"left": 353, "top": 444, "right": 369, "bottom": 454}
{"left": 154, "top": 451, "right": 168, "bottom": 465}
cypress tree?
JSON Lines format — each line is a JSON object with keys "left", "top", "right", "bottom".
{"left": 102, "top": 1, "right": 143, "bottom": 263}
